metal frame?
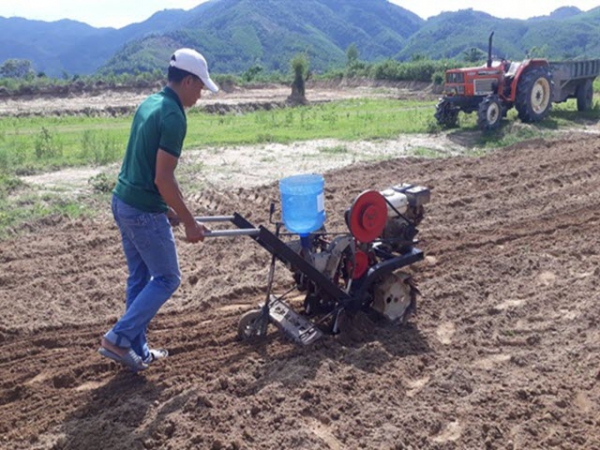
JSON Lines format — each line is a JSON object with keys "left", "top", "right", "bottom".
{"left": 199, "top": 213, "right": 424, "bottom": 312}
{"left": 198, "top": 212, "right": 424, "bottom": 344}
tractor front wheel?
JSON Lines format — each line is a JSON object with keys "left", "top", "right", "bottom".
{"left": 477, "top": 95, "right": 503, "bottom": 131}
{"left": 515, "top": 67, "right": 553, "bottom": 123}
{"left": 434, "top": 99, "right": 459, "bottom": 128}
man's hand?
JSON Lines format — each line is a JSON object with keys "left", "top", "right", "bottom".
{"left": 184, "top": 220, "right": 209, "bottom": 243}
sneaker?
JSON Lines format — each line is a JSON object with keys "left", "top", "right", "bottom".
{"left": 144, "top": 348, "right": 169, "bottom": 365}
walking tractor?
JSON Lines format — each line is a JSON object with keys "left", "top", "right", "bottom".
{"left": 435, "top": 32, "right": 600, "bottom": 131}
{"left": 198, "top": 174, "right": 430, "bottom": 345}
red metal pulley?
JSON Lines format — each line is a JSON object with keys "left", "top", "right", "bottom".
{"left": 348, "top": 190, "right": 387, "bottom": 243}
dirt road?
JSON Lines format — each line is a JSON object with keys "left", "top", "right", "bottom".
{"left": 1, "top": 131, "right": 599, "bottom": 449}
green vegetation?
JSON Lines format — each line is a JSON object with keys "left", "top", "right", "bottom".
{"left": 186, "top": 99, "right": 436, "bottom": 147}
{"left": 0, "top": 59, "right": 34, "bottom": 79}
{"left": 409, "top": 147, "right": 448, "bottom": 158}
{"left": 0, "top": 98, "right": 437, "bottom": 177}
{"left": 0, "top": 116, "right": 131, "bottom": 173}
{"left": 0, "top": 71, "right": 163, "bottom": 96}
{"left": 289, "top": 53, "right": 310, "bottom": 104}
{"left": 0, "top": 57, "right": 461, "bottom": 96}
{"left": 319, "top": 145, "right": 349, "bottom": 155}
{"left": 2, "top": 94, "right": 598, "bottom": 178}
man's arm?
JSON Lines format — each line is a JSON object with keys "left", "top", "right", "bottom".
{"left": 155, "top": 149, "right": 205, "bottom": 242}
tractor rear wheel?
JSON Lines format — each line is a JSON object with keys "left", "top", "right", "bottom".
{"left": 477, "top": 95, "right": 503, "bottom": 131}
{"left": 515, "top": 66, "right": 553, "bottom": 123}
{"left": 434, "top": 99, "right": 459, "bottom": 128}
{"left": 576, "top": 79, "right": 594, "bottom": 111}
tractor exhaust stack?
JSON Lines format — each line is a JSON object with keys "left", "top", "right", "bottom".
{"left": 487, "top": 31, "right": 494, "bottom": 68}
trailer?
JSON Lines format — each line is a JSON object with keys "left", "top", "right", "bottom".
{"left": 550, "top": 59, "right": 600, "bottom": 111}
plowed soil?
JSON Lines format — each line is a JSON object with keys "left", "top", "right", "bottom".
{"left": 1, "top": 128, "right": 600, "bottom": 447}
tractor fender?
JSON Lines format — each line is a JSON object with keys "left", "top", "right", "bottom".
{"left": 509, "top": 59, "right": 550, "bottom": 102}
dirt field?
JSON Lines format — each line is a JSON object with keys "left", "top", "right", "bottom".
{"left": 0, "top": 80, "right": 433, "bottom": 117}
{"left": 1, "top": 86, "right": 600, "bottom": 450}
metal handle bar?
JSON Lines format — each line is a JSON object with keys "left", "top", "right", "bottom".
{"left": 203, "top": 229, "right": 260, "bottom": 238}
{"left": 195, "top": 215, "right": 236, "bottom": 223}
{"left": 195, "top": 216, "right": 260, "bottom": 238}
{"left": 195, "top": 215, "right": 349, "bottom": 238}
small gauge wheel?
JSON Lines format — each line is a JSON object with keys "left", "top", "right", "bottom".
{"left": 237, "top": 309, "right": 268, "bottom": 341}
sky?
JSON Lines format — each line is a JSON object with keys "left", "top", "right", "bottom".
{"left": 0, "top": 0, "right": 598, "bottom": 28}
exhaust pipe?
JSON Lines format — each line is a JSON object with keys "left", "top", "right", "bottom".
{"left": 487, "top": 31, "right": 494, "bottom": 68}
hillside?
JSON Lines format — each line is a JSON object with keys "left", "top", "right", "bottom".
{"left": 0, "top": 17, "right": 107, "bottom": 76}
{"left": 400, "top": 7, "right": 600, "bottom": 61}
{"left": 0, "top": 8, "right": 198, "bottom": 77}
{"left": 101, "top": 0, "right": 423, "bottom": 75}
{"left": 2, "top": 1, "right": 600, "bottom": 77}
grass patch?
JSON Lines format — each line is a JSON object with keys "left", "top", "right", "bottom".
{"left": 0, "top": 115, "right": 131, "bottom": 173}
{"left": 443, "top": 97, "right": 600, "bottom": 151}
{"left": 409, "top": 147, "right": 446, "bottom": 158}
{"left": 0, "top": 190, "right": 90, "bottom": 240}
{"left": 185, "top": 99, "right": 436, "bottom": 147}
{"left": 3, "top": 96, "right": 594, "bottom": 177}
{"left": 318, "top": 145, "right": 349, "bottom": 154}
{"left": 0, "top": 99, "right": 437, "bottom": 176}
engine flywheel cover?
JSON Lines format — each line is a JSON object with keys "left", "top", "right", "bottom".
{"left": 348, "top": 190, "right": 387, "bottom": 243}
{"left": 372, "top": 271, "right": 415, "bottom": 322}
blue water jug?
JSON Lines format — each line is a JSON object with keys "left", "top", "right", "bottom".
{"left": 279, "top": 174, "right": 326, "bottom": 236}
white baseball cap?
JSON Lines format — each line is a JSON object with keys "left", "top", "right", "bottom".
{"left": 170, "top": 48, "right": 219, "bottom": 93}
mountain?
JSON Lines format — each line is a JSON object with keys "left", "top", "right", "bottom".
{"left": 0, "top": 17, "right": 107, "bottom": 75}
{"left": 399, "top": 7, "right": 600, "bottom": 61}
{"left": 397, "top": 10, "right": 529, "bottom": 60}
{"left": 101, "top": 0, "right": 424, "bottom": 75}
{"left": 1, "top": 1, "right": 600, "bottom": 78}
{"left": 0, "top": 8, "right": 195, "bottom": 76}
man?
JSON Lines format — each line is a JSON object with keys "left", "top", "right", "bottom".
{"left": 98, "top": 48, "right": 219, "bottom": 372}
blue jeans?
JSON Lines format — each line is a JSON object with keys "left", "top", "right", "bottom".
{"left": 104, "top": 195, "right": 181, "bottom": 361}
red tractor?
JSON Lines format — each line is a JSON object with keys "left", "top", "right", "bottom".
{"left": 435, "top": 32, "right": 600, "bottom": 131}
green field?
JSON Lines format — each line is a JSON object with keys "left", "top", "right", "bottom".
{"left": 2, "top": 97, "right": 598, "bottom": 175}
{"left": 0, "top": 99, "right": 439, "bottom": 174}
{"left": 0, "top": 95, "right": 598, "bottom": 238}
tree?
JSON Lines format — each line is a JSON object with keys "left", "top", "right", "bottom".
{"left": 410, "top": 53, "right": 427, "bottom": 62}
{"left": 0, "top": 59, "right": 34, "bottom": 79}
{"left": 242, "top": 64, "right": 263, "bottom": 82}
{"left": 463, "top": 47, "right": 486, "bottom": 63}
{"left": 527, "top": 45, "right": 549, "bottom": 59}
{"left": 287, "top": 53, "right": 309, "bottom": 105}
{"left": 346, "top": 43, "right": 359, "bottom": 66}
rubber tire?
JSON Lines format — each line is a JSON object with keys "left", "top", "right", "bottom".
{"left": 576, "top": 79, "right": 594, "bottom": 111}
{"left": 477, "top": 95, "right": 503, "bottom": 131}
{"left": 434, "top": 99, "right": 459, "bottom": 128}
{"left": 515, "top": 67, "right": 554, "bottom": 123}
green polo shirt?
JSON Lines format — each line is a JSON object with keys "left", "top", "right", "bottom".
{"left": 113, "top": 87, "right": 186, "bottom": 212}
